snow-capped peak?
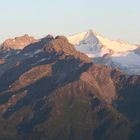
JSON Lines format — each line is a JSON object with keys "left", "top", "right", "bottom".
{"left": 68, "top": 30, "right": 99, "bottom": 45}
{"left": 68, "top": 29, "right": 137, "bottom": 57}
{"left": 68, "top": 30, "right": 140, "bottom": 75}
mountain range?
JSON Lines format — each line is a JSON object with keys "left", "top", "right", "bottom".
{"left": 0, "top": 32, "right": 140, "bottom": 140}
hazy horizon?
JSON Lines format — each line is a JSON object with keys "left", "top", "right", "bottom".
{"left": 0, "top": 0, "right": 140, "bottom": 44}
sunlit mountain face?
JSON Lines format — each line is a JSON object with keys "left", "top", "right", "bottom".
{"left": 68, "top": 30, "right": 140, "bottom": 75}
{"left": 0, "top": 34, "right": 140, "bottom": 140}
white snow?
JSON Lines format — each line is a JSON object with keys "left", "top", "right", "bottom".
{"left": 31, "top": 58, "right": 47, "bottom": 66}
{"left": 33, "top": 49, "right": 42, "bottom": 55}
{"left": 23, "top": 49, "right": 42, "bottom": 57}
{"left": 4, "top": 53, "right": 10, "bottom": 58}
{"left": 37, "top": 58, "right": 47, "bottom": 63}
{"left": 68, "top": 30, "right": 137, "bottom": 57}
{"left": 23, "top": 53, "right": 31, "bottom": 56}
{"left": 68, "top": 32, "right": 88, "bottom": 45}
{"left": 68, "top": 30, "right": 140, "bottom": 75}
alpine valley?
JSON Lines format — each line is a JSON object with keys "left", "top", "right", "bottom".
{"left": 0, "top": 32, "right": 140, "bottom": 140}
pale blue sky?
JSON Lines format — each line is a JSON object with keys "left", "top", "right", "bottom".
{"left": 0, "top": 0, "right": 140, "bottom": 44}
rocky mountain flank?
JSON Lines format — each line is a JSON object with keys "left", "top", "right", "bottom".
{"left": 0, "top": 35, "right": 140, "bottom": 140}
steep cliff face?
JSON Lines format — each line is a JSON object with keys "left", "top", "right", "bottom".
{"left": 0, "top": 35, "right": 140, "bottom": 140}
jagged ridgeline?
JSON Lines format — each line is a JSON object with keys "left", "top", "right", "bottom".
{"left": 0, "top": 35, "right": 140, "bottom": 140}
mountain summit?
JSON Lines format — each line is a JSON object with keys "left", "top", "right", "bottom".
{"left": 0, "top": 34, "right": 37, "bottom": 50}
{"left": 68, "top": 30, "right": 140, "bottom": 75}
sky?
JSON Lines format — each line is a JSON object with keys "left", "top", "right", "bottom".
{"left": 0, "top": 0, "right": 140, "bottom": 44}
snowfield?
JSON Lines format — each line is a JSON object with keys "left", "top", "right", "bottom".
{"left": 68, "top": 30, "right": 140, "bottom": 75}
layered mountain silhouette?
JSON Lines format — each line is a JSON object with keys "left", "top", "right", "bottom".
{"left": 0, "top": 34, "right": 140, "bottom": 140}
